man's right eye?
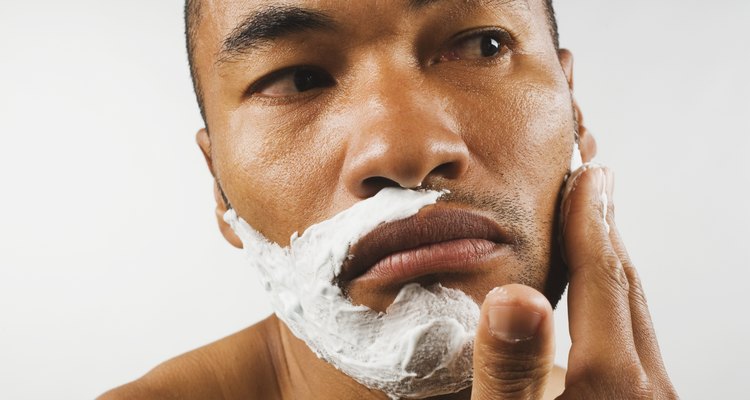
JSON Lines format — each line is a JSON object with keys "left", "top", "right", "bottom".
{"left": 250, "top": 67, "right": 335, "bottom": 98}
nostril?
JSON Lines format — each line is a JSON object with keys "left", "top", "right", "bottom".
{"left": 430, "top": 162, "right": 463, "bottom": 180}
{"left": 361, "top": 176, "right": 401, "bottom": 197}
{"left": 359, "top": 161, "right": 464, "bottom": 197}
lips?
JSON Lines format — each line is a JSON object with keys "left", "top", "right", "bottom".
{"left": 337, "top": 206, "right": 513, "bottom": 287}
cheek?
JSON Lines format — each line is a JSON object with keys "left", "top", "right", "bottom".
{"left": 453, "top": 54, "right": 574, "bottom": 188}
{"left": 213, "top": 107, "right": 344, "bottom": 245}
{"left": 448, "top": 54, "right": 574, "bottom": 235}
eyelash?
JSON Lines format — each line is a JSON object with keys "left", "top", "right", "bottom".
{"left": 458, "top": 27, "right": 514, "bottom": 46}
{"left": 434, "top": 27, "right": 514, "bottom": 65}
{"left": 246, "top": 66, "right": 331, "bottom": 96}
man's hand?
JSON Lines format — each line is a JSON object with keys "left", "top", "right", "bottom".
{"left": 471, "top": 166, "right": 678, "bottom": 399}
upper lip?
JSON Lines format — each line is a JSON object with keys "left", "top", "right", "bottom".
{"left": 336, "top": 205, "right": 512, "bottom": 285}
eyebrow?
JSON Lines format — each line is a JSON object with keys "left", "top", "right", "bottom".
{"left": 218, "top": 0, "right": 525, "bottom": 63}
{"left": 218, "top": 6, "right": 337, "bottom": 63}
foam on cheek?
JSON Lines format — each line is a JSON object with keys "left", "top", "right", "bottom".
{"left": 225, "top": 189, "right": 479, "bottom": 399}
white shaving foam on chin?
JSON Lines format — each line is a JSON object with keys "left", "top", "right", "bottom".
{"left": 224, "top": 188, "right": 479, "bottom": 399}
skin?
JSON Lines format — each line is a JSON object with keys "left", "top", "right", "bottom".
{"left": 100, "top": 0, "right": 678, "bottom": 398}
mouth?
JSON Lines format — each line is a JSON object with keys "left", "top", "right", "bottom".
{"left": 337, "top": 205, "right": 514, "bottom": 288}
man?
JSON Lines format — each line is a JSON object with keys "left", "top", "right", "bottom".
{"left": 101, "top": 0, "right": 678, "bottom": 398}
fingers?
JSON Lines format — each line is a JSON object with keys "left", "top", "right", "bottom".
{"left": 471, "top": 284, "right": 555, "bottom": 400}
{"left": 561, "top": 166, "right": 640, "bottom": 370}
{"left": 606, "top": 196, "right": 676, "bottom": 393}
{"left": 558, "top": 165, "right": 678, "bottom": 398}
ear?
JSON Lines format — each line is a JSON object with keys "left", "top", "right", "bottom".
{"left": 558, "top": 49, "right": 597, "bottom": 163}
{"left": 196, "top": 128, "right": 243, "bottom": 249}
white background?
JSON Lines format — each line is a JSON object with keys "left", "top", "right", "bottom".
{"left": 1, "top": 1, "right": 748, "bottom": 399}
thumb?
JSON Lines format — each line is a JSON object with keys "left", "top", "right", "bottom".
{"left": 471, "top": 284, "right": 555, "bottom": 400}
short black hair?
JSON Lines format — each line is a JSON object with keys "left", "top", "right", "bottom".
{"left": 184, "top": 0, "right": 559, "bottom": 124}
{"left": 185, "top": 0, "right": 205, "bottom": 122}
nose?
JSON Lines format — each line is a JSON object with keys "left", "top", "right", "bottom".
{"left": 341, "top": 74, "right": 470, "bottom": 199}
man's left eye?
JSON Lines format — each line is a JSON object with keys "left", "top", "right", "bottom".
{"left": 438, "top": 30, "right": 511, "bottom": 63}
{"left": 250, "top": 67, "right": 335, "bottom": 98}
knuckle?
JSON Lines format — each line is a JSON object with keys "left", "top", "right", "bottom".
{"left": 474, "top": 374, "right": 536, "bottom": 398}
{"left": 586, "top": 248, "right": 629, "bottom": 293}
{"left": 624, "top": 366, "right": 653, "bottom": 399}
{"left": 475, "top": 350, "right": 551, "bottom": 396}
{"left": 609, "top": 361, "right": 653, "bottom": 399}
{"left": 572, "top": 360, "right": 654, "bottom": 399}
{"left": 622, "top": 264, "right": 640, "bottom": 286}
{"left": 606, "top": 264, "right": 629, "bottom": 293}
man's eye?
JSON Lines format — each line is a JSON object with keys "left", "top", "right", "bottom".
{"left": 438, "top": 30, "right": 511, "bottom": 63}
{"left": 252, "top": 67, "right": 335, "bottom": 98}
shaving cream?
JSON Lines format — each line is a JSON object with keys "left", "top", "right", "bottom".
{"left": 225, "top": 189, "right": 478, "bottom": 399}
{"left": 224, "top": 140, "right": 585, "bottom": 399}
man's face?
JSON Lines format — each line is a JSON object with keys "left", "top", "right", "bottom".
{"left": 194, "top": 0, "right": 578, "bottom": 311}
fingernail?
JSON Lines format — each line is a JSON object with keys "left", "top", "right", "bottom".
{"left": 488, "top": 305, "right": 542, "bottom": 343}
{"left": 561, "top": 163, "right": 595, "bottom": 230}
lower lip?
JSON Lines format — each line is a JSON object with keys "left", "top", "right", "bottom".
{"left": 353, "top": 239, "right": 500, "bottom": 285}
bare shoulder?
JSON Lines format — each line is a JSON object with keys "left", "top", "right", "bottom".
{"left": 98, "top": 315, "right": 281, "bottom": 400}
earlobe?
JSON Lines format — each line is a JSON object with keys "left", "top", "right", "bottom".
{"left": 573, "top": 100, "right": 597, "bottom": 162}
{"left": 577, "top": 124, "right": 598, "bottom": 163}
{"left": 195, "top": 128, "right": 244, "bottom": 249}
